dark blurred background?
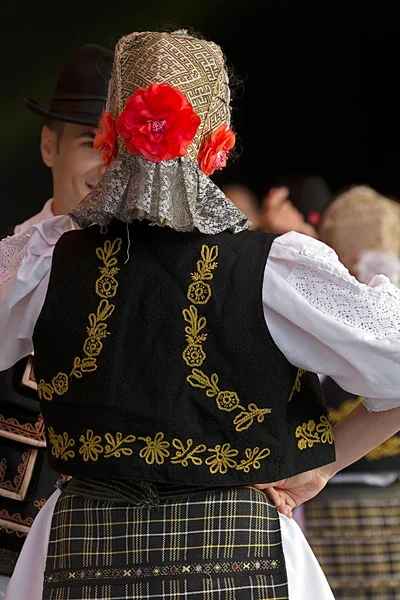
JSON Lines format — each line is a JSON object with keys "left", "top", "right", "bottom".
{"left": 1, "top": 0, "right": 399, "bottom": 231}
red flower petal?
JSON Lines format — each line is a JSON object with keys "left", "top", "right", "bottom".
{"left": 116, "top": 83, "right": 200, "bottom": 162}
{"left": 94, "top": 112, "right": 118, "bottom": 167}
{"left": 198, "top": 125, "right": 236, "bottom": 176}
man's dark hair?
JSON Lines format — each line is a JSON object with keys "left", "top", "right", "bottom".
{"left": 48, "top": 120, "right": 65, "bottom": 151}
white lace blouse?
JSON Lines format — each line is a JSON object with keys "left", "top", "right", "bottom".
{"left": 1, "top": 217, "right": 400, "bottom": 412}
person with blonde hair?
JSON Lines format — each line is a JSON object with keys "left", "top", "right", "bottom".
{"left": 304, "top": 185, "right": 400, "bottom": 599}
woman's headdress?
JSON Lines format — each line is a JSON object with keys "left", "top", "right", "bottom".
{"left": 70, "top": 31, "right": 249, "bottom": 234}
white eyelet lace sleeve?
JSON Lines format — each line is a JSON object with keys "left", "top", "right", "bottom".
{"left": 263, "top": 231, "right": 400, "bottom": 412}
{"left": 0, "top": 216, "right": 74, "bottom": 371}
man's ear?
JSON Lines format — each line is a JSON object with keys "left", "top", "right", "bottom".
{"left": 40, "top": 124, "right": 57, "bottom": 167}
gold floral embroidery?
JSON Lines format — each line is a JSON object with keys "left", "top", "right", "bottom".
{"left": 236, "top": 447, "right": 271, "bottom": 472}
{"left": 186, "top": 369, "right": 271, "bottom": 432}
{"left": 44, "top": 427, "right": 271, "bottom": 474}
{"left": 170, "top": 438, "right": 207, "bottom": 466}
{"left": 104, "top": 432, "right": 136, "bottom": 458}
{"left": 51, "top": 372, "right": 69, "bottom": 396}
{"left": 47, "top": 427, "right": 75, "bottom": 461}
{"left": 288, "top": 368, "right": 305, "bottom": 402}
{"left": 37, "top": 380, "right": 54, "bottom": 402}
{"left": 79, "top": 429, "right": 104, "bottom": 462}
{"left": 182, "top": 306, "right": 207, "bottom": 367}
{"left": 205, "top": 443, "right": 239, "bottom": 474}
{"left": 233, "top": 404, "right": 272, "bottom": 432}
{"left": 187, "top": 245, "right": 218, "bottom": 305}
{"left": 183, "top": 247, "right": 272, "bottom": 433}
{"left": 138, "top": 432, "right": 170, "bottom": 465}
{"left": 37, "top": 238, "right": 122, "bottom": 401}
{"left": 95, "top": 239, "right": 121, "bottom": 298}
{"left": 296, "top": 415, "right": 334, "bottom": 450}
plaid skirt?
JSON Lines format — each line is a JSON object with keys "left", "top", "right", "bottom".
{"left": 304, "top": 482, "right": 400, "bottom": 600}
{"left": 42, "top": 484, "right": 288, "bottom": 600}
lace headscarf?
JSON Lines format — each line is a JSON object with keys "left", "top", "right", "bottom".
{"left": 70, "top": 31, "right": 250, "bottom": 234}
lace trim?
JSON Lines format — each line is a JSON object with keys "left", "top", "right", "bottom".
{"left": 287, "top": 263, "right": 400, "bottom": 340}
{"left": 0, "top": 229, "right": 32, "bottom": 285}
{"left": 69, "top": 154, "right": 250, "bottom": 234}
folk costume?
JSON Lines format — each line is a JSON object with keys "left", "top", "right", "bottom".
{"left": 305, "top": 186, "right": 400, "bottom": 599}
{"left": 0, "top": 44, "right": 112, "bottom": 594}
{"left": 1, "top": 32, "right": 400, "bottom": 600}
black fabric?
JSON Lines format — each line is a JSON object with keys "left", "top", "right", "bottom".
{"left": 0, "top": 231, "right": 61, "bottom": 577}
{"left": 24, "top": 44, "right": 113, "bottom": 127}
{"left": 42, "top": 486, "right": 288, "bottom": 600}
{"left": 34, "top": 219, "right": 335, "bottom": 485}
{"left": 323, "top": 376, "right": 400, "bottom": 473}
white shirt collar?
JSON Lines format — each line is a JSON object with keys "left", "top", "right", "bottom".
{"left": 14, "top": 199, "right": 55, "bottom": 235}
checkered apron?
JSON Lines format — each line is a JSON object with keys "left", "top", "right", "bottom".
{"left": 304, "top": 482, "right": 400, "bottom": 599}
{"left": 42, "top": 483, "right": 288, "bottom": 600}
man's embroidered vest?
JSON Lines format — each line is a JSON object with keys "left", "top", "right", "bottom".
{"left": 323, "top": 377, "right": 400, "bottom": 473}
{"left": 33, "top": 219, "right": 335, "bottom": 485}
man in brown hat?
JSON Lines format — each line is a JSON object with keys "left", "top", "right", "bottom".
{"left": 0, "top": 43, "right": 113, "bottom": 596}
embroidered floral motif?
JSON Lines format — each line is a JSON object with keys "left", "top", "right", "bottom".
{"left": 182, "top": 305, "right": 207, "bottom": 367}
{"left": 288, "top": 368, "right": 305, "bottom": 402}
{"left": 95, "top": 239, "right": 121, "bottom": 298}
{"left": 51, "top": 372, "right": 69, "bottom": 396}
{"left": 138, "top": 432, "right": 170, "bottom": 465}
{"left": 296, "top": 415, "right": 334, "bottom": 450}
{"left": 233, "top": 404, "right": 272, "bottom": 432}
{"left": 37, "top": 238, "right": 122, "bottom": 401}
{"left": 104, "top": 432, "right": 136, "bottom": 458}
{"left": 205, "top": 443, "right": 239, "bottom": 474}
{"left": 183, "top": 246, "right": 272, "bottom": 434}
{"left": 43, "top": 426, "right": 271, "bottom": 474}
{"left": 236, "top": 447, "right": 271, "bottom": 473}
{"left": 48, "top": 427, "right": 76, "bottom": 461}
{"left": 47, "top": 427, "right": 75, "bottom": 461}
{"left": 79, "top": 429, "right": 104, "bottom": 462}
{"left": 37, "top": 380, "right": 54, "bottom": 402}
{"left": 187, "top": 245, "right": 218, "bottom": 305}
{"left": 186, "top": 369, "right": 271, "bottom": 432}
{"left": 170, "top": 438, "right": 207, "bottom": 466}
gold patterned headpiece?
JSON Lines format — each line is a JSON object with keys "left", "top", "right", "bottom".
{"left": 106, "top": 31, "right": 230, "bottom": 161}
{"left": 69, "top": 30, "right": 249, "bottom": 234}
{"left": 320, "top": 186, "right": 400, "bottom": 280}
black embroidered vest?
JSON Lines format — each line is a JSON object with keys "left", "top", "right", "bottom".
{"left": 33, "top": 219, "right": 335, "bottom": 485}
{"left": 323, "top": 377, "right": 400, "bottom": 473}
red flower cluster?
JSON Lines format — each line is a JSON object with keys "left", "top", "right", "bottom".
{"left": 93, "top": 85, "right": 235, "bottom": 176}
{"left": 198, "top": 125, "right": 236, "bottom": 176}
{"left": 117, "top": 83, "right": 201, "bottom": 162}
{"left": 94, "top": 112, "right": 118, "bottom": 167}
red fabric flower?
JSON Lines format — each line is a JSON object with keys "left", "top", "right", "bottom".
{"left": 94, "top": 112, "right": 118, "bottom": 167}
{"left": 198, "top": 125, "right": 236, "bottom": 176}
{"left": 116, "top": 83, "right": 201, "bottom": 162}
